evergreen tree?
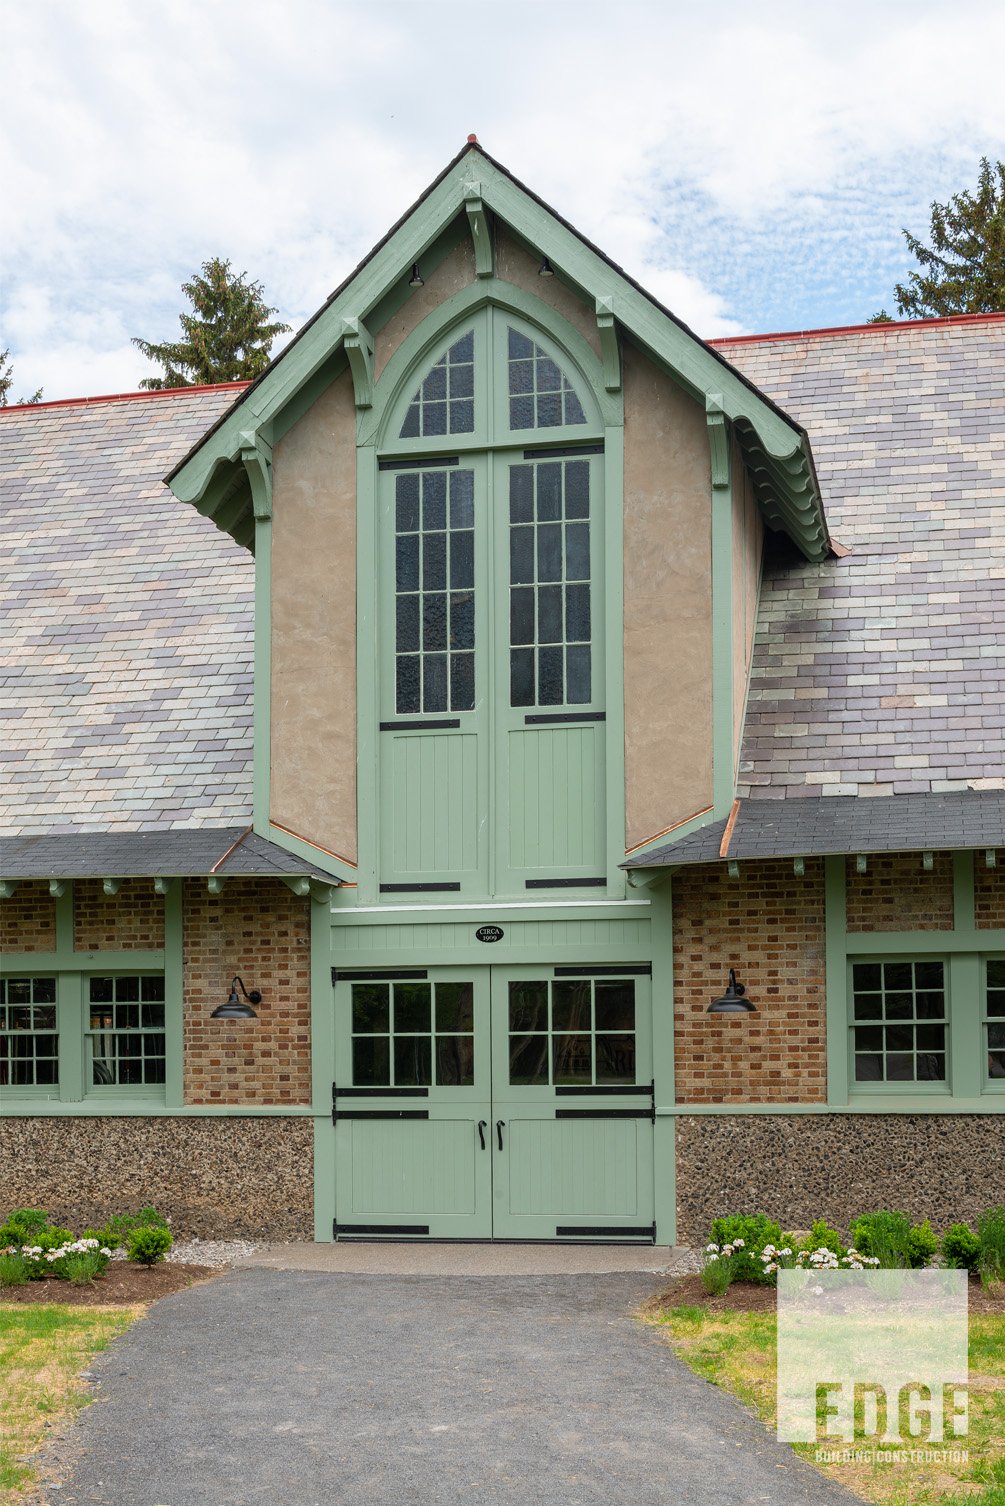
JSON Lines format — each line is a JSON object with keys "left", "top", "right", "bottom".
{"left": 0, "top": 348, "right": 43, "bottom": 406}
{"left": 132, "top": 258, "right": 291, "bottom": 389}
{"left": 894, "top": 158, "right": 1005, "bottom": 318}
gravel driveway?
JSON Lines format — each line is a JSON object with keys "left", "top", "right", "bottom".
{"left": 43, "top": 1268, "right": 863, "bottom": 1506}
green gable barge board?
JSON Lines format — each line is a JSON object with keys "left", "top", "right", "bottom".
{"left": 624, "top": 791, "right": 1005, "bottom": 867}
{"left": 165, "top": 142, "right": 829, "bottom": 564}
{"left": 0, "top": 828, "right": 335, "bottom": 881}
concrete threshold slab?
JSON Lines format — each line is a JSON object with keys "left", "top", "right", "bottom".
{"left": 241, "top": 1240, "right": 694, "bottom": 1276}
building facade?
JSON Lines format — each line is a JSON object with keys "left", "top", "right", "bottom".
{"left": 2, "top": 141, "right": 1003, "bottom": 1242}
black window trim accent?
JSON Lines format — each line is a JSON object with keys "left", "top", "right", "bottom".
{"left": 332, "top": 968, "right": 429, "bottom": 984}
{"left": 378, "top": 455, "right": 460, "bottom": 471}
{"left": 524, "top": 712, "right": 606, "bottom": 725}
{"left": 553, "top": 964, "right": 652, "bottom": 977}
{"left": 380, "top": 718, "right": 462, "bottom": 731}
{"left": 379, "top": 883, "right": 462, "bottom": 893}
{"left": 525, "top": 877, "right": 606, "bottom": 889}
{"left": 522, "top": 444, "right": 605, "bottom": 459}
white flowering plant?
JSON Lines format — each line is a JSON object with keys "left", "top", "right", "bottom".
{"left": 4, "top": 1237, "right": 114, "bottom": 1283}
{"left": 757, "top": 1243, "right": 881, "bottom": 1283}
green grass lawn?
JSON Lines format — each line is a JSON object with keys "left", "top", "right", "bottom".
{"left": 0, "top": 1303, "right": 141, "bottom": 1502}
{"left": 651, "top": 1304, "right": 1005, "bottom": 1506}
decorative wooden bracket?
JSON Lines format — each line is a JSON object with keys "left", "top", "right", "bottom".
{"left": 922, "top": 851, "right": 934, "bottom": 872}
{"left": 342, "top": 317, "right": 374, "bottom": 408}
{"left": 281, "top": 876, "right": 312, "bottom": 898}
{"left": 153, "top": 877, "right": 175, "bottom": 896}
{"left": 463, "top": 181, "right": 493, "bottom": 278}
{"left": 0, "top": 879, "right": 18, "bottom": 899}
{"left": 987, "top": 849, "right": 998, "bottom": 869}
{"left": 626, "top": 868, "right": 664, "bottom": 890}
{"left": 595, "top": 297, "right": 621, "bottom": 392}
{"left": 793, "top": 856, "right": 806, "bottom": 877}
{"left": 49, "top": 879, "right": 67, "bottom": 898}
{"left": 727, "top": 860, "right": 740, "bottom": 880}
{"left": 102, "top": 878, "right": 122, "bottom": 897}
{"left": 207, "top": 876, "right": 226, "bottom": 895}
{"left": 855, "top": 854, "right": 868, "bottom": 874}
{"left": 310, "top": 880, "right": 336, "bottom": 906}
{"left": 706, "top": 394, "right": 729, "bottom": 490}
{"left": 239, "top": 430, "right": 273, "bottom": 521}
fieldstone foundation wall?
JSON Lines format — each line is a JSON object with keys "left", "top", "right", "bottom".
{"left": 0, "top": 1116, "right": 314, "bottom": 1239}
{"left": 675, "top": 1112, "right": 1005, "bottom": 1244}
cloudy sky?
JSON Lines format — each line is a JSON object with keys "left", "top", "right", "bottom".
{"left": 3, "top": 0, "right": 1004, "bottom": 401}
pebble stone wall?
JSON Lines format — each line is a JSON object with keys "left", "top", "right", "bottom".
{"left": 675, "top": 1111, "right": 1005, "bottom": 1244}
{"left": 0, "top": 1115, "right": 314, "bottom": 1239}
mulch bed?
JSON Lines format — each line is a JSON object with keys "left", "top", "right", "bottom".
{"left": 0, "top": 1262, "right": 219, "bottom": 1307}
{"left": 652, "top": 1271, "right": 1005, "bottom": 1317}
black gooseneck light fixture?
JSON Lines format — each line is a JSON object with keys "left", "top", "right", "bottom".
{"left": 707, "top": 967, "right": 755, "bottom": 1015}
{"left": 538, "top": 257, "right": 554, "bottom": 277}
{"left": 211, "top": 976, "right": 262, "bottom": 1020}
{"left": 408, "top": 263, "right": 425, "bottom": 288}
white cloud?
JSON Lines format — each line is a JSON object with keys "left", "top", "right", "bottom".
{"left": 2, "top": 0, "right": 1003, "bottom": 397}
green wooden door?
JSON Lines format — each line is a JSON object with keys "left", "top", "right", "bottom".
{"left": 333, "top": 968, "right": 492, "bottom": 1237}
{"left": 489, "top": 966, "right": 655, "bottom": 1240}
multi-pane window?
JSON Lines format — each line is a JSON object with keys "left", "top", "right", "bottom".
{"left": 399, "top": 332, "right": 475, "bottom": 438}
{"left": 509, "top": 458, "right": 592, "bottom": 706}
{"left": 985, "top": 959, "right": 1005, "bottom": 1081}
{"left": 351, "top": 980, "right": 474, "bottom": 1087}
{"left": 508, "top": 977, "right": 636, "bottom": 1086}
{"left": 0, "top": 977, "right": 58, "bottom": 1087}
{"left": 851, "top": 961, "right": 947, "bottom": 1084}
{"left": 507, "top": 327, "right": 586, "bottom": 429}
{"left": 87, "top": 976, "right": 166, "bottom": 1088}
{"left": 394, "top": 467, "right": 476, "bottom": 713}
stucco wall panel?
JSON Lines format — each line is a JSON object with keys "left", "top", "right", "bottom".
{"left": 675, "top": 1112, "right": 1005, "bottom": 1244}
{"left": 374, "top": 229, "right": 475, "bottom": 380}
{"left": 623, "top": 341, "right": 713, "bottom": 849}
{"left": 271, "top": 370, "right": 357, "bottom": 862}
{"left": 494, "top": 229, "right": 602, "bottom": 358}
{"left": 0, "top": 1115, "right": 313, "bottom": 1239}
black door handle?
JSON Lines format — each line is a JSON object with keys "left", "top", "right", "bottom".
{"left": 478, "top": 1119, "right": 487, "bottom": 1150}
{"left": 496, "top": 1119, "right": 505, "bottom": 1151}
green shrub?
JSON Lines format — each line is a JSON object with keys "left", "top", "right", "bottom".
{"left": 942, "top": 1222, "right": 980, "bottom": 1272}
{"left": 62, "top": 1250, "right": 107, "bottom": 1287}
{"left": 126, "top": 1226, "right": 173, "bottom": 1267}
{"left": 0, "top": 1208, "right": 50, "bottom": 1246}
{"left": 708, "top": 1214, "right": 783, "bottom": 1283}
{"left": 700, "top": 1249, "right": 736, "bottom": 1296}
{"left": 849, "top": 1211, "right": 934, "bottom": 1269}
{"left": 0, "top": 1251, "right": 30, "bottom": 1287}
{"left": 101, "top": 1206, "right": 169, "bottom": 1249}
{"left": 977, "top": 1206, "right": 1005, "bottom": 1284}
{"left": 799, "top": 1220, "right": 846, "bottom": 1258}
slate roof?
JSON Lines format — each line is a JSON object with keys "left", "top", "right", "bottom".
{"left": 624, "top": 790, "right": 1005, "bottom": 867}
{"left": 0, "top": 388, "right": 254, "bottom": 835}
{"left": 716, "top": 313, "right": 1005, "bottom": 800}
{"left": 0, "top": 827, "right": 331, "bottom": 879}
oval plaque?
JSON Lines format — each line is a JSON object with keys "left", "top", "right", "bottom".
{"left": 475, "top": 925, "right": 504, "bottom": 944}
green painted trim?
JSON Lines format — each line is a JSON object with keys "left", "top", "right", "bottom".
{"left": 163, "top": 881, "right": 184, "bottom": 1109}
{"left": 327, "top": 942, "right": 655, "bottom": 969}
{"left": 329, "top": 899, "right": 652, "bottom": 925}
{"left": 621, "top": 808, "right": 718, "bottom": 865}
{"left": 464, "top": 186, "right": 494, "bottom": 278}
{"left": 603, "top": 422, "right": 626, "bottom": 892}
{"left": 845, "top": 930, "right": 1005, "bottom": 953}
{"left": 58, "top": 970, "right": 85, "bottom": 1102}
{"left": 710, "top": 424, "right": 734, "bottom": 817}
{"left": 825, "top": 854, "right": 849, "bottom": 1106}
{"left": 1, "top": 952, "right": 166, "bottom": 972}
{"left": 654, "top": 1115, "right": 676, "bottom": 1244}
{"left": 949, "top": 951, "right": 982, "bottom": 1099}
{"left": 651, "top": 882, "right": 677, "bottom": 1243}
{"left": 252, "top": 513, "right": 272, "bottom": 836}
{"left": 342, "top": 317, "right": 374, "bottom": 408}
{"left": 658, "top": 1099, "right": 1005, "bottom": 1116}
{"left": 0, "top": 1105, "right": 315, "bottom": 1118}
{"left": 954, "top": 850, "right": 976, "bottom": 930}
{"left": 310, "top": 888, "right": 337, "bottom": 1241}
{"left": 354, "top": 445, "right": 380, "bottom": 904}
{"left": 264, "top": 826, "right": 356, "bottom": 885}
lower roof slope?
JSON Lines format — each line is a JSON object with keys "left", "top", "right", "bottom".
{"left": 718, "top": 314, "right": 1005, "bottom": 800}
{"left": 0, "top": 389, "right": 254, "bottom": 835}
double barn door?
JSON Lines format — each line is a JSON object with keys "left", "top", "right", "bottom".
{"left": 332, "top": 965, "right": 654, "bottom": 1240}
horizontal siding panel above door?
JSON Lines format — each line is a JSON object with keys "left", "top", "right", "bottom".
{"left": 507, "top": 725, "right": 605, "bottom": 872}
{"left": 382, "top": 731, "right": 480, "bottom": 879}
{"left": 331, "top": 917, "right": 652, "bottom": 956}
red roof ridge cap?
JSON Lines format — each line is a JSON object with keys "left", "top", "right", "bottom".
{"left": 712, "top": 310, "right": 1005, "bottom": 347}
{"left": 0, "top": 380, "right": 252, "bottom": 414}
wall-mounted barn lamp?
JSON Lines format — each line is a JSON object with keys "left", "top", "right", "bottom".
{"left": 211, "top": 976, "right": 262, "bottom": 1020}
{"left": 707, "top": 967, "right": 755, "bottom": 1015}
{"left": 408, "top": 263, "right": 425, "bottom": 288}
{"left": 538, "top": 257, "right": 554, "bottom": 277}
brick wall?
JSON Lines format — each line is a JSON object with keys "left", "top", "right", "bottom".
{"left": 1, "top": 881, "right": 56, "bottom": 950}
{"left": 74, "top": 879, "right": 165, "bottom": 950}
{"left": 182, "top": 878, "right": 311, "bottom": 1105}
{"left": 672, "top": 859, "right": 827, "bottom": 1103}
{"left": 976, "top": 862, "right": 1005, "bottom": 928}
{"left": 845, "top": 853, "right": 953, "bottom": 931}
